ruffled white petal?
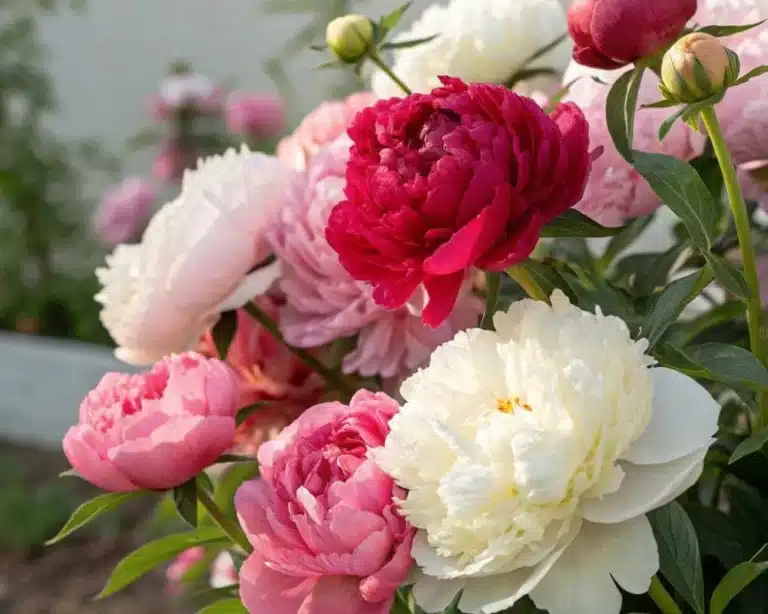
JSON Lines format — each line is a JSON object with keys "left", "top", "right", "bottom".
{"left": 622, "top": 367, "right": 720, "bottom": 466}
{"left": 529, "top": 516, "right": 658, "bottom": 614}
{"left": 582, "top": 448, "right": 708, "bottom": 524}
{"left": 411, "top": 572, "right": 464, "bottom": 613}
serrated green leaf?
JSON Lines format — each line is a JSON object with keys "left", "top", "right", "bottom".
{"left": 213, "top": 310, "right": 238, "bottom": 359}
{"left": 606, "top": 65, "right": 645, "bottom": 161}
{"left": 643, "top": 271, "right": 705, "bottom": 349}
{"left": 46, "top": 491, "right": 146, "bottom": 545}
{"left": 173, "top": 478, "right": 198, "bottom": 528}
{"left": 648, "top": 502, "right": 706, "bottom": 614}
{"left": 379, "top": 2, "right": 411, "bottom": 33}
{"left": 599, "top": 214, "right": 655, "bottom": 267}
{"left": 711, "top": 560, "right": 768, "bottom": 614}
{"left": 733, "top": 64, "right": 768, "bottom": 86}
{"left": 380, "top": 34, "right": 438, "bottom": 50}
{"left": 730, "top": 426, "right": 768, "bottom": 463}
{"left": 704, "top": 252, "right": 751, "bottom": 300}
{"left": 686, "top": 342, "right": 768, "bottom": 389}
{"left": 539, "top": 209, "right": 624, "bottom": 238}
{"left": 632, "top": 151, "right": 719, "bottom": 249}
{"left": 98, "top": 527, "right": 228, "bottom": 598}
{"left": 698, "top": 21, "right": 766, "bottom": 37}
{"left": 197, "top": 598, "right": 247, "bottom": 614}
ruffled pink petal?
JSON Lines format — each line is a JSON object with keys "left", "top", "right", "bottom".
{"left": 239, "top": 552, "right": 316, "bottom": 614}
{"left": 63, "top": 425, "right": 138, "bottom": 492}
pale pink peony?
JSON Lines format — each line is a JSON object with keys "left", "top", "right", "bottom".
{"left": 63, "top": 352, "right": 240, "bottom": 492}
{"left": 276, "top": 92, "right": 376, "bottom": 170}
{"left": 152, "top": 139, "right": 190, "bottom": 183}
{"left": 166, "top": 546, "right": 205, "bottom": 594}
{"left": 563, "top": 65, "right": 706, "bottom": 226}
{"left": 197, "top": 297, "right": 325, "bottom": 455}
{"left": 235, "top": 390, "right": 414, "bottom": 614}
{"left": 211, "top": 551, "right": 238, "bottom": 588}
{"left": 270, "top": 136, "right": 482, "bottom": 379}
{"left": 93, "top": 178, "right": 155, "bottom": 246}
{"left": 225, "top": 92, "right": 285, "bottom": 139}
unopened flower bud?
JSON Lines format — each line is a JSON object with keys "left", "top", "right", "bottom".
{"left": 660, "top": 32, "right": 740, "bottom": 103}
{"left": 326, "top": 14, "right": 374, "bottom": 64}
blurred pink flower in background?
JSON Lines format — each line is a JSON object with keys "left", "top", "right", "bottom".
{"left": 563, "top": 66, "right": 705, "bottom": 226}
{"left": 235, "top": 390, "right": 414, "bottom": 614}
{"left": 166, "top": 547, "right": 205, "bottom": 594}
{"left": 197, "top": 297, "right": 325, "bottom": 456}
{"left": 150, "top": 72, "right": 222, "bottom": 121}
{"left": 225, "top": 92, "right": 285, "bottom": 140}
{"left": 152, "top": 139, "right": 189, "bottom": 182}
{"left": 270, "top": 136, "right": 482, "bottom": 379}
{"left": 93, "top": 177, "right": 155, "bottom": 246}
{"left": 211, "top": 552, "right": 238, "bottom": 589}
{"left": 276, "top": 91, "right": 376, "bottom": 170}
{"left": 63, "top": 352, "right": 240, "bottom": 492}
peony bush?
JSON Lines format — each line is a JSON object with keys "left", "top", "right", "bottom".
{"left": 49, "top": 1, "right": 768, "bottom": 613}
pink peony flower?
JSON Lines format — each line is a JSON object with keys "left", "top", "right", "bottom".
{"left": 211, "top": 551, "right": 238, "bottom": 588}
{"left": 235, "top": 390, "right": 414, "bottom": 614}
{"left": 166, "top": 546, "right": 205, "bottom": 594}
{"left": 276, "top": 92, "right": 376, "bottom": 170}
{"left": 63, "top": 352, "right": 240, "bottom": 492}
{"left": 150, "top": 73, "right": 222, "bottom": 121}
{"left": 197, "top": 297, "right": 325, "bottom": 455}
{"left": 326, "top": 77, "right": 594, "bottom": 327}
{"left": 270, "top": 136, "right": 482, "bottom": 379}
{"left": 225, "top": 92, "right": 285, "bottom": 139}
{"left": 568, "top": 0, "right": 696, "bottom": 69}
{"left": 152, "top": 139, "right": 191, "bottom": 183}
{"left": 563, "top": 68, "right": 706, "bottom": 225}
{"left": 93, "top": 178, "right": 155, "bottom": 246}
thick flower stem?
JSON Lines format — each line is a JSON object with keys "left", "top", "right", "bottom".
{"left": 368, "top": 51, "right": 412, "bottom": 95}
{"left": 195, "top": 482, "right": 253, "bottom": 555}
{"left": 506, "top": 264, "right": 549, "bottom": 302}
{"left": 699, "top": 106, "right": 768, "bottom": 425}
{"left": 482, "top": 272, "right": 501, "bottom": 330}
{"left": 648, "top": 576, "right": 683, "bottom": 614}
{"left": 243, "top": 301, "right": 357, "bottom": 398}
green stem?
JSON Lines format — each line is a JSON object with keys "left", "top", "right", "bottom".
{"left": 368, "top": 52, "right": 412, "bottom": 95}
{"left": 196, "top": 483, "right": 252, "bottom": 555}
{"left": 243, "top": 301, "right": 357, "bottom": 398}
{"left": 506, "top": 264, "right": 548, "bottom": 302}
{"left": 700, "top": 106, "right": 768, "bottom": 424}
{"left": 648, "top": 576, "right": 682, "bottom": 614}
{"left": 481, "top": 272, "right": 501, "bottom": 330}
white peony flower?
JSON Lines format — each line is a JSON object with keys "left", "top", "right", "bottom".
{"left": 96, "top": 146, "right": 292, "bottom": 365}
{"left": 376, "top": 291, "right": 720, "bottom": 614}
{"left": 371, "top": 0, "right": 572, "bottom": 99}
{"left": 159, "top": 72, "right": 216, "bottom": 108}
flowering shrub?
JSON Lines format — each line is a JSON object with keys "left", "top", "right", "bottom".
{"left": 50, "top": 1, "right": 768, "bottom": 614}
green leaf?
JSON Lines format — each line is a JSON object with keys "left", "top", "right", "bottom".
{"left": 704, "top": 252, "right": 751, "bottom": 300}
{"left": 213, "top": 310, "right": 238, "bottom": 359}
{"left": 633, "top": 244, "right": 687, "bottom": 296}
{"left": 215, "top": 462, "right": 260, "bottom": 518}
{"left": 599, "top": 214, "right": 655, "bottom": 266}
{"left": 711, "top": 560, "right": 768, "bottom": 614}
{"left": 380, "top": 34, "right": 438, "bottom": 50}
{"left": 684, "top": 504, "right": 755, "bottom": 569}
{"left": 686, "top": 342, "right": 768, "bottom": 389}
{"left": 733, "top": 64, "right": 768, "bottom": 86}
{"left": 216, "top": 454, "right": 258, "bottom": 464}
{"left": 606, "top": 65, "right": 645, "bottom": 161}
{"left": 126, "top": 128, "right": 161, "bottom": 152}
{"left": 659, "top": 106, "right": 689, "bottom": 142}
{"left": 46, "top": 491, "right": 145, "bottom": 545}
{"left": 648, "top": 502, "right": 706, "bottom": 614}
{"left": 512, "top": 261, "right": 578, "bottom": 304}
{"left": 631, "top": 151, "right": 719, "bottom": 249}
{"left": 173, "top": 478, "right": 198, "bottom": 528}
{"left": 236, "top": 401, "right": 271, "bottom": 427}
{"left": 197, "top": 598, "right": 247, "bottom": 614}
{"left": 379, "top": 2, "right": 411, "bottom": 33}
{"left": 521, "top": 33, "right": 568, "bottom": 70}
{"left": 98, "top": 527, "right": 229, "bottom": 598}
{"left": 539, "top": 209, "right": 624, "bottom": 238}
{"left": 730, "top": 426, "right": 768, "bottom": 464}
{"left": 504, "top": 67, "right": 557, "bottom": 90}
{"left": 698, "top": 21, "right": 766, "bottom": 37}
{"left": 643, "top": 271, "right": 704, "bottom": 349}
{"left": 640, "top": 98, "right": 680, "bottom": 109}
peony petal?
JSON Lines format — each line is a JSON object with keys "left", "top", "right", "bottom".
{"left": 239, "top": 552, "right": 315, "bottom": 614}
{"left": 62, "top": 426, "right": 138, "bottom": 492}
{"left": 622, "top": 367, "right": 720, "bottom": 466}
{"left": 412, "top": 572, "right": 464, "bottom": 613}
{"left": 235, "top": 479, "right": 278, "bottom": 544}
{"left": 582, "top": 448, "right": 707, "bottom": 524}
{"left": 216, "top": 260, "right": 281, "bottom": 312}
{"left": 529, "top": 516, "right": 658, "bottom": 614}
{"left": 302, "top": 575, "right": 391, "bottom": 614}
{"left": 422, "top": 272, "right": 466, "bottom": 328}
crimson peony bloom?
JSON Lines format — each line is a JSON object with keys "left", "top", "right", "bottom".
{"left": 326, "top": 77, "right": 594, "bottom": 327}
{"left": 568, "top": 0, "right": 697, "bottom": 69}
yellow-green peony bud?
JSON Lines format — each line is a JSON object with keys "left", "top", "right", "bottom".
{"left": 326, "top": 14, "right": 374, "bottom": 64}
{"left": 660, "top": 32, "right": 740, "bottom": 103}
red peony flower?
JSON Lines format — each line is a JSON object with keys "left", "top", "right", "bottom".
{"left": 567, "top": 0, "right": 697, "bottom": 69}
{"left": 326, "top": 77, "right": 594, "bottom": 327}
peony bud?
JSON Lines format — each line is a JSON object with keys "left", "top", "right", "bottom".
{"left": 326, "top": 14, "right": 374, "bottom": 63}
{"left": 660, "top": 33, "right": 740, "bottom": 103}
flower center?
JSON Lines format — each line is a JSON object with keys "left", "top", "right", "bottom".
{"left": 496, "top": 396, "right": 532, "bottom": 414}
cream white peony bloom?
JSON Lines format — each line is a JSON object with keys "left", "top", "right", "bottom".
{"left": 376, "top": 291, "right": 720, "bottom": 614}
{"left": 96, "top": 146, "right": 291, "bottom": 365}
{"left": 371, "top": 0, "right": 572, "bottom": 99}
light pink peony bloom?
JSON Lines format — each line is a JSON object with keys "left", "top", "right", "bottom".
{"left": 270, "top": 136, "right": 482, "bottom": 379}
{"left": 276, "top": 92, "right": 376, "bottom": 170}
{"left": 166, "top": 546, "right": 205, "bottom": 594}
{"left": 152, "top": 139, "right": 190, "bottom": 183}
{"left": 93, "top": 178, "right": 155, "bottom": 246}
{"left": 563, "top": 65, "right": 706, "bottom": 226}
{"left": 63, "top": 352, "right": 240, "bottom": 492}
{"left": 235, "top": 390, "right": 414, "bottom": 614}
{"left": 211, "top": 551, "right": 238, "bottom": 588}
{"left": 225, "top": 92, "right": 285, "bottom": 139}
